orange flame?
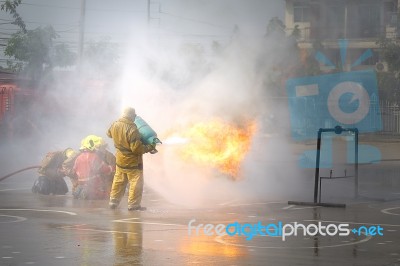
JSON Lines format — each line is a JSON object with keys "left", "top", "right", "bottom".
{"left": 166, "top": 119, "right": 257, "bottom": 179}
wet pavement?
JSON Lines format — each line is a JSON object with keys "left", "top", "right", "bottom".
{"left": 0, "top": 172, "right": 399, "bottom": 266}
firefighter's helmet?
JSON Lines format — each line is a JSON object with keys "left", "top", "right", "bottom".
{"left": 80, "top": 135, "right": 106, "bottom": 151}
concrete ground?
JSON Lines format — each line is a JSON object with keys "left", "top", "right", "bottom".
{"left": 0, "top": 134, "right": 399, "bottom": 265}
{"left": 0, "top": 172, "right": 399, "bottom": 266}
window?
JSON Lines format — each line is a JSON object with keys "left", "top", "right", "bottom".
{"left": 359, "top": 4, "right": 381, "bottom": 37}
{"left": 326, "top": 4, "right": 345, "bottom": 28}
{"left": 324, "top": 3, "right": 345, "bottom": 39}
{"left": 384, "top": 1, "right": 397, "bottom": 26}
{"left": 293, "top": 1, "right": 310, "bottom": 22}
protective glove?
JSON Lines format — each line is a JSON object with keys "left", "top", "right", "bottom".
{"left": 146, "top": 143, "right": 157, "bottom": 154}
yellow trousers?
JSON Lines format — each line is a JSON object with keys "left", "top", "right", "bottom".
{"left": 109, "top": 166, "right": 143, "bottom": 208}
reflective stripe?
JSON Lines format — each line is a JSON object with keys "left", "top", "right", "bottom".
{"left": 116, "top": 163, "right": 143, "bottom": 170}
{"left": 78, "top": 175, "right": 101, "bottom": 183}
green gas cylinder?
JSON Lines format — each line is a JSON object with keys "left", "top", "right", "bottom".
{"left": 134, "top": 116, "right": 162, "bottom": 153}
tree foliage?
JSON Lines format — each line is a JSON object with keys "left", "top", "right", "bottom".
{"left": 376, "top": 38, "right": 400, "bottom": 102}
{"left": 262, "top": 17, "right": 322, "bottom": 95}
{"left": 4, "top": 26, "right": 76, "bottom": 80}
{"left": 265, "top": 17, "right": 286, "bottom": 38}
{"left": 376, "top": 38, "right": 400, "bottom": 72}
{"left": 0, "top": 0, "right": 26, "bottom": 32}
{"left": 82, "top": 37, "right": 119, "bottom": 78}
{"left": 376, "top": 72, "right": 400, "bottom": 102}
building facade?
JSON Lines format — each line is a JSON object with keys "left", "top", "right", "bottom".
{"left": 284, "top": 0, "right": 399, "bottom": 71}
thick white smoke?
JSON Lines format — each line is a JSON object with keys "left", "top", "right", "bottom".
{"left": 0, "top": 1, "right": 307, "bottom": 207}
{"left": 111, "top": 26, "right": 306, "bottom": 207}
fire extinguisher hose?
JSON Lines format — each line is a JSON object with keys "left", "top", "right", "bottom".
{"left": 0, "top": 166, "right": 41, "bottom": 182}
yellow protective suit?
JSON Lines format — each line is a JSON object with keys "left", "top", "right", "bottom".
{"left": 107, "top": 115, "right": 152, "bottom": 209}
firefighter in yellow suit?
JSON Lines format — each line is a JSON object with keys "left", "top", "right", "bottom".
{"left": 107, "top": 107, "right": 155, "bottom": 211}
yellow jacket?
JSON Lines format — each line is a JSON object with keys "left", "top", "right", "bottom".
{"left": 107, "top": 116, "right": 151, "bottom": 169}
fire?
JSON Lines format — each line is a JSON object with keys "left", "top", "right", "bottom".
{"left": 165, "top": 119, "right": 257, "bottom": 179}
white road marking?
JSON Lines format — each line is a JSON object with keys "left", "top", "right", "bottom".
{"left": 0, "top": 215, "right": 27, "bottom": 223}
{"left": 282, "top": 205, "right": 294, "bottom": 210}
{"left": 214, "top": 233, "right": 373, "bottom": 249}
{"left": 0, "top": 209, "right": 77, "bottom": 216}
{"left": 283, "top": 205, "right": 321, "bottom": 210}
{"left": 381, "top": 207, "right": 400, "bottom": 216}
{"left": 0, "top": 188, "right": 30, "bottom": 192}
{"left": 113, "top": 220, "right": 185, "bottom": 227}
{"left": 305, "top": 219, "right": 400, "bottom": 227}
{"left": 114, "top": 218, "right": 140, "bottom": 222}
{"left": 292, "top": 206, "right": 322, "bottom": 210}
{"left": 229, "top": 202, "right": 285, "bottom": 207}
{"left": 218, "top": 199, "right": 240, "bottom": 206}
{"left": 58, "top": 225, "right": 139, "bottom": 235}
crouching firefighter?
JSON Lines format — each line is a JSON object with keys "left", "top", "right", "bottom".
{"left": 72, "top": 135, "right": 115, "bottom": 200}
{"left": 32, "top": 148, "right": 75, "bottom": 195}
